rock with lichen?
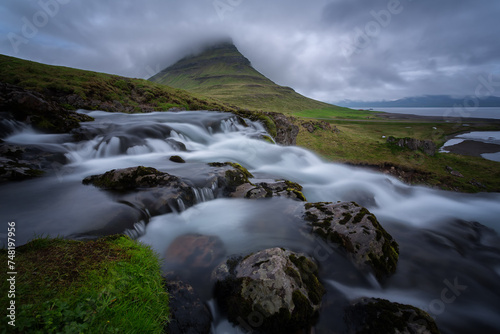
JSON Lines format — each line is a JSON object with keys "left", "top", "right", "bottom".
{"left": 213, "top": 247, "right": 325, "bottom": 333}
{"left": 345, "top": 297, "right": 441, "bottom": 334}
{"left": 207, "top": 162, "right": 305, "bottom": 201}
{"left": 302, "top": 202, "right": 399, "bottom": 280}
{"left": 82, "top": 166, "right": 196, "bottom": 214}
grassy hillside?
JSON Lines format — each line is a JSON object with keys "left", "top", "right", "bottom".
{"left": 149, "top": 42, "right": 352, "bottom": 115}
{"left": 0, "top": 54, "right": 237, "bottom": 114}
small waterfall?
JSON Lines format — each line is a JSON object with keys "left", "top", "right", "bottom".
{"left": 192, "top": 187, "right": 216, "bottom": 203}
{"left": 124, "top": 221, "right": 147, "bottom": 239}
{"left": 221, "top": 118, "right": 239, "bottom": 133}
{"left": 177, "top": 198, "right": 186, "bottom": 212}
{"left": 0, "top": 119, "right": 27, "bottom": 138}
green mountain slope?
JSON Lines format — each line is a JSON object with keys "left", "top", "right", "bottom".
{"left": 149, "top": 42, "right": 346, "bottom": 114}
{"left": 0, "top": 54, "right": 238, "bottom": 113}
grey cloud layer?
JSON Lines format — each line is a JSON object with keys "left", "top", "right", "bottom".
{"left": 1, "top": 0, "right": 499, "bottom": 102}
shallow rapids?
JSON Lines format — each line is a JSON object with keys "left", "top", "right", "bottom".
{"left": 1, "top": 110, "right": 500, "bottom": 333}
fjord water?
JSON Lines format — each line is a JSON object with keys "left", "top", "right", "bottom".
{"left": 2, "top": 111, "right": 500, "bottom": 333}
{"left": 363, "top": 107, "right": 500, "bottom": 119}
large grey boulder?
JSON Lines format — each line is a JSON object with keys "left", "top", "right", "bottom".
{"left": 213, "top": 247, "right": 325, "bottom": 333}
{"left": 303, "top": 202, "right": 399, "bottom": 280}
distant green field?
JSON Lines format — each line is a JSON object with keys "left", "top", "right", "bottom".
{"left": 293, "top": 108, "right": 378, "bottom": 120}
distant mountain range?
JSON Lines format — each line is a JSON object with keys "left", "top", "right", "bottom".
{"left": 337, "top": 95, "right": 500, "bottom": 108}
{"left": 149, "top": 42, "right": 343, "bottom": 114}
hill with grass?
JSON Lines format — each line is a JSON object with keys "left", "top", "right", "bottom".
{"left": 0, "top": 54, "right": 242, "bottom": 133}
{"left": 149, "top": 42, "right": 347, "bottom": 114}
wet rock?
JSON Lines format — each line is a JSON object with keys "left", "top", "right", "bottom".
{"left": 165, "top": 234, "right": 226, "bottom": 269}
{"left": 207, "top": 162, "right": 306, "bottom": 201}
{"left": 166, "top": 139, "right": 187, "bottom": 152}
{"left": 164, "top": 276, "right": 213, "bottom": 334}
{"left": 83, "top": 166, "right": 185, "bottom": 190}
{"left": 169, "top": 155, "right": 186, "bottom": 163}
{"left": 213, "top": 247, "right": 325, "bottom": 333}
{"left": 387, "top": 136, "right": 436, "bottom": 156}
{"left": 0, "top": 157, "right": 44, "bottom": 182}
{"left": 345, "top": 298, "right": 440, "bottom": 334}
{"left": 303, "top": 202, "right": 399, "bottom": 280}
{"left": 264, "top": 112, "right": 299, "bottom": 145}
{"left": 0, "top": 143, "right": 67, "bottom": 183}
{"left": 207, "top": 162, "right": 253, "bottom": 195}
{"left": 244, "top": 180, "right": 306, "bottom": 201}
{"left": 82, "top": 166, "right": 196, "bottom": 215}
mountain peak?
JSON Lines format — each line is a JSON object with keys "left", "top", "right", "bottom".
{"left": 149, "top": 41, "right": 336, "bottom": 113}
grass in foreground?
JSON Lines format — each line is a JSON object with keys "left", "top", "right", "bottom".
{"left": 296, "top": 119, "right": 500, "bottom": 192}
{"left": 0, "top": 235, "right": 169, "bottom": 334}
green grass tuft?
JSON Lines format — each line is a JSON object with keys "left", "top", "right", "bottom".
{"left": 0, "top": 235, "right": 169, "bottom": 333}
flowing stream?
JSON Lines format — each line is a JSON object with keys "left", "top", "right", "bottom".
{"left": 1, "top": 110, "right": 500, "bottom": 333}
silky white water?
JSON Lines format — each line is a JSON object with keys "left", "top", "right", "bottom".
{"left": 1, "top": 110, "right": 499, "bottom": 333}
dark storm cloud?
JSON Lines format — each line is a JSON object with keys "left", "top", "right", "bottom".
{"left": 1, "top": 0, "right": 499, "bottom": 102}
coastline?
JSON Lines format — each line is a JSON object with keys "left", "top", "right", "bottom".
{"left": 374, "top": 111, "right": 500, "bottom": 124}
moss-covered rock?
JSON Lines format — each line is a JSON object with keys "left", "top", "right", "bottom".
{"left": 244, "top": 180, "right": 307, "bottom": 201}
{"left": 83, "top": 166, "right": 175, "bottom": 190}
{"left": 169, "top": 155, "right": 186, "bottom": 163}
{"left": 303, "top": 202, "right": 399, "bottom": 280}
{"left": 82, "top": 166, "right": 196, "bottom": 215}
{"left": 345, "top": 298, "right": 441, "bottom": 334}
{"left": 213, "top": 248, "right": 324, "bottom": 333}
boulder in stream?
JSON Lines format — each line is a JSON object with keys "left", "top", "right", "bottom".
{"left": 164, "top": 276, "right": 213, "bottom": 334}
{"left": 345, "top": 297, "right": 440, "bottom": 334}
{"left": 208, "top": 162, "right": 306, "bottom": 201}
{"left": 165, "top": 234, "right": 226, "bottom": 269}
{"left": 303, "top": 202, "right": 399, "bottom": 280}
{"left": 213, "top": 247, "right": 325, "bottom": 333}
{"left": 82, "top": 166, "right": 196, "bottom": 214}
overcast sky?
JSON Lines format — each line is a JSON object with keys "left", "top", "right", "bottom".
{"left": 1, "top": 0, "right": 500, "bottom": 103}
